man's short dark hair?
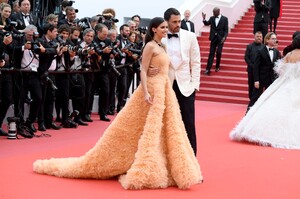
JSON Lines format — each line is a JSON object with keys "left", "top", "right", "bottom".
{"left": 94, "top": 23, "right": 107, "bottom": 33}
{"left": 119, "top": 24, "right": 129, "bottom": 32}
{"left": 44, "top": 23, "right": 56, "bottom": 33}
{"left": 164, "top": 8, "right": 181, "bottom": 21}
{"left": 131, "top": 14, "right": 141, "bottom": 21}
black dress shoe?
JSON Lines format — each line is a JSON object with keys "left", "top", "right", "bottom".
{"left": 38, "top": 123, "right": 47, "bottom": 131}
{"left": 100, "top": 115, "right": 111, "bottom": 122}
{"left": 17, "top": 127, "right": 33, "bottom": 138}
{"left": 0, "top": 128, "right": 8, "bottom": 136}
{"left": 204, "top": 70, "right": 210, "bottom": 75}
{"left": 46, "top": 122, "right": 62, "bottom": 130}
{"left": 74, "top": 119, "right": 88, "bottom": 126}
{"left": 82, "top": 115, "right": 93, "bottom": 122}
{"left": 107, "top": 110, "right": 115, "bottom": 115}
{"left": 215, "top": 68, "right": 220, "bottom": 72}
{"left": 25, "top": 121, "right": 37, "bottom": 133}
{"left": 55, "top": 117, "right": 61, "bottom": 122}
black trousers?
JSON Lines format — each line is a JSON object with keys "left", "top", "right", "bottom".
{"left": 254, "top": 21, "right": 268, "bottom": 39}
{"left": 0, "top": 73, "right": 13, "bottom": 126}
{"left": 97, "top": 72, "right": 110, "bottom": 117}
{"left": 116, "top": 68, "right": 128, "bottom": 111}
{"left": 23, "top": 73, "right": 43, "bottom": 123}
{"left": 70, "top": 74, "right": 85, "bottom": 120}
{"left": 247, "top": 68, "right": 254, "bottom": 100}
{"left": 55, "top": 74, "right": 70, "bottom": 123}
{"left": 82, "top": 73, "right": 94, "bottom": 116}
{"left": 43, "top": 74, "right": 56, "bottom": 125}
{"left": 206, "top": 37, "right": 224, "bottom": 71}
{"left": 173, "top": 81, "right": 197, "bottom": 155}
{"left": 247, "top": 82, "right": 272, "bottom": 110}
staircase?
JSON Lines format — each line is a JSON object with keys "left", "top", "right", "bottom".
{"left": 196, "top": 0, "right": 300, "bottom": 104}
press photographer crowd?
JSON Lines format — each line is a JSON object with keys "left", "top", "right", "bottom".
{"left": 0, "top": 0, "right": 145, "bottom": 139}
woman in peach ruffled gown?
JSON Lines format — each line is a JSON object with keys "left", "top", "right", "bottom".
{"left": 33, "top": 17, "right": 203, "bottom": 189}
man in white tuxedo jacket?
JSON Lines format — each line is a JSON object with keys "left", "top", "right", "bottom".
{"left": 163, "top": 8, "right": 201, "bottom": 155}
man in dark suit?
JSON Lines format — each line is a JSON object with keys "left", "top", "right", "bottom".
{"left": 202, "top": 7, "right": 228, "bottom": 75}
{"left": 244, "top": 31, "right": 263, "bottom": 100}
{"left": 253, "top": 0, "right": 271, "bottom": 39}
{"left": 247, "top": 32, "right": 281, "bottom": 111}
{"left": 180, "top": 9, "right": 195, "bottom": 33}
{"left": 10, "top": 0, "right": 38, "bottom": 30}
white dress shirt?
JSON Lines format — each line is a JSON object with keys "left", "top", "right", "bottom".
{"left": 167, "top": 32, "right": 182, "bottom": 70}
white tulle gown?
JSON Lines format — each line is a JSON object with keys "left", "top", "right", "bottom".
{"left": 230, "top": 59, "right": 300, "bottom": 149}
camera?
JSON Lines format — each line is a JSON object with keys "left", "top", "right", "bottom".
{"left": 110, "top": 40, "right": 125, "bottom": 58}
{"left": 7, "top": 117, "right": 20, "bottom": 139}
{"left": 3, "top": 20, "right": 24, "bottom": 39}
{"left": 109, "top": 57, "right": 121, "bottom": 77}
{"left": 62, "top": 0, "right": 75, "bottom": 7}
{"left": 77, "top": 17, "right": 91, "bottom": 31}
{"left": 97, "top": 14, "right": 119, "bottom": 29}
{"left": 138, "top": 26, "right": 148, "bottom": 34}
{"left": 124, "top": 42, "right": 142, "bottom": 56}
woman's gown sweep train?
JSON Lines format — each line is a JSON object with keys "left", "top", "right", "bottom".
{"left": 230, "top": 60, "right": 300, "bottom": 149}
{"left": 33, "top": 51, "right": 203, "bottom": 189}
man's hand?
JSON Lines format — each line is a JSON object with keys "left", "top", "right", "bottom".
{"left": 202, "top": 12, "right": 206, "bottom": 20}
{"left": 3, "top": 35, "right": 13, "bottom": 45}
{"left": 254, "top": 81, "right": 260, "bottom": 89}
{"left": 221, "top": 37, "right": 226, "bottom": 44}
{"left": 147, "top": 65, "right": 160, "bottom": 77}
{"left": 39, "top": 43, "right": 46, "bottom": 53}
{"left": 24, "top": 41, "right": 32, "bottom": 50}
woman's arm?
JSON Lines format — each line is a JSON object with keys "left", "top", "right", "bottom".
{"left": 140, "top": 42, "right": 154, "bottom": 104}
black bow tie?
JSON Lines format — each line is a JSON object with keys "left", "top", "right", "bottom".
{"left": 22, "top": 14, "right": 29, "bottom": 17}
{"left": 269, "top": 48, "right": 274, "bottom": 51}
{"left": 185, "top": 20, "right": 190, "bottom": 22}
{"left": 168, "top": 33, "right": 178, "bottom": 39}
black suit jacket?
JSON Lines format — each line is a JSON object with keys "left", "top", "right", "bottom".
{"left": 253, "top": 45, "right": 281, "bottom": 86}
{"left": 203, "top": 15, "right": 228, "bottom": 41}
{"left": 37, "top": 36, "right": 58, "bottom": 75}
{"left": 181, "top": 19, "right": 195, "bottom": 33}
{"left": 244, "top": 42, "right": 263, "bottom": 72}
{"left": 253, "top": 0, "right": 271, "bottom": 23}
{"left": 11, "top": 12, "right": 38, "bottom": 30}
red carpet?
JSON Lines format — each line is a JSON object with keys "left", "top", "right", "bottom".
{"left": 1, "top": 101, "right": 300, "bottom": 199}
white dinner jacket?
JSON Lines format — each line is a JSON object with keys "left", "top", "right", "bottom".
{"left": 162, "top": 29, "right": 201, "bottom": 97}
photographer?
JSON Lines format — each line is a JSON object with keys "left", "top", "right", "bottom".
{"left": 93, "top": 23, "right": 112, "bottom": 121}
{"left": 15, "top": 24, "right": 58, "bottom": 134}
{"left": 58, "top": 0, "right": 75, "bottom": 21}
{"left": 58, "top": 6, "right": 77, "bottom": 28}
{"left": 100, "top": 8, "right": 118, "bottom": 31}
{"left": 113, "top": 24, "right": 130, "bottom": 113}
{"left": 0, "top": 30, "right": 13, "bottom": 136}
{"left": 125, "top": 31, "right": 142, "bottom": 95}
{"left": 68, "top": 28, "right": 96, "bottom": 126}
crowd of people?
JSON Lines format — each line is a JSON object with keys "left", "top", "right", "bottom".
{"left": 0, "top": 0, "right": 144, "bottom": 138}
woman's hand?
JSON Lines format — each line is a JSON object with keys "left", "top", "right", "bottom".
{"left": 144, "top": 92, "right": 153, "bottom": 104}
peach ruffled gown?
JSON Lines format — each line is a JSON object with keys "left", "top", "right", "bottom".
{"left": 33, "top": 50, "right": 203, "bottom": 189}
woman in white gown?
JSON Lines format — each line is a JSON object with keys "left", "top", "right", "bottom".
{"left": 230, "top": 35, "right": 300, "bottom": 149}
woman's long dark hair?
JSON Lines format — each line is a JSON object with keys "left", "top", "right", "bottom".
{"left": 144, "top": 17, "right": 165, "bottom": 46}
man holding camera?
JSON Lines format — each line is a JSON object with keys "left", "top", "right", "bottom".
{"left": 93, "top": 23, "right": 112, "bottom": 121}
{"left": 14, "top": 24, "right": 58, "bottom": 134}
{"left": 58, "top": 6, "right": 77, "bottom": 28}
{"left": 0, "top": 32, "right": 12, "bottom": 136}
